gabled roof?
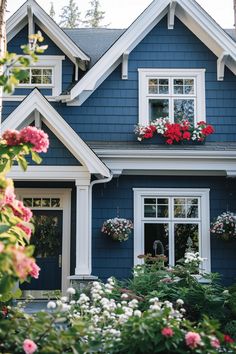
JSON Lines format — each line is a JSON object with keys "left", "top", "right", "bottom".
{"left": 2, "top": 89, "right": 110, "bottom": 178}
{"left": 7, "top": 0, "right": 90, "bottom": 65}
{"left": 62, "top": 0, "right": 236, "bottom": 105}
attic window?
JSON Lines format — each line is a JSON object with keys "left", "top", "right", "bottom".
{"left": 16, "top": 55, "right": 65, "bottom": 97}
{"left": 20, "top": 68, "right": 53, "bottom": 85}
{"left": 138, "top": 69, "right": 206, "bottom": 126}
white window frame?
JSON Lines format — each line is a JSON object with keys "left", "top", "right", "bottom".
{"left": 17, "top": 55, "right": 65, "bottom": 96}
{"left": 19, "top": 67, "right": 53, "bottom": 87}
{"left": 138, "top": 69, "right": 206, "bottom": 126}
{"left": 133, "top": 188, "right": 210, "bottom": 273}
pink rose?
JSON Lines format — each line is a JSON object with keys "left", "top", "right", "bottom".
{"left": 29, "top": 261, "right": 41, "bottom": 279}
{"left": 161, "top": 327, "right": 174, "bottom": 337}
{"left": 17, "top": 223, "right": 32, "bottom": 240}
{"left": 12, "top": 200, "right": 33, "bottom": 222}
{"left": 211, "top": 338, "right": 220, "bottom": 348}
{"left": 23, "top": 339, "right": 37, "bottom": 354}
{"left": 185, "top": 331, "right": 201, "bottom": 349}
{"left": 2, "top": 129, "right": 21, "bottom": 146}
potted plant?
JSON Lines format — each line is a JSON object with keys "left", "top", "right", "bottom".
{"left": 101, "top": 217, "right": 133, "bottom": 242}
{"left": 210, "top": 212, "right": 236, "bottom": 241}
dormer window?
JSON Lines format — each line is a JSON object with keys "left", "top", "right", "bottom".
{"left": 139, "top": 69, "right": 206, "bottom": 126}
{"left": 17, "top": 55, "right": 65, "bottom": 97}
{"left": 20, "top": 68, "right": 53, "bottom": 85}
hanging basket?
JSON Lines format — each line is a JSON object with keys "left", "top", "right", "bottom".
{"left": 211, "top": 212, "right": 236, "bottom": 242}
{"left": 101, "top": 217, "right": 133, "bottom": 242}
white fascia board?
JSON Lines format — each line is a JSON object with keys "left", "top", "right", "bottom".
{"left": 6, "top": 0, "right": 90, "bottom": 64}
{"left": 176, "top": 0, "right": 236, "bottom": 61}
{"left": 67, "top": 0, "right": 170, "bottom": 103}
{"left": 94, "top": 149, "right": 236, "bottom": 176}
{"left": 2, "top": 89, "right": 110, "bottom": 178}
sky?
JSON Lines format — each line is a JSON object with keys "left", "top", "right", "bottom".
{"left": 6, "top": 0, "right": 235, "bottom": 29}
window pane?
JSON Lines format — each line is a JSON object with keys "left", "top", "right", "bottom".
{"left": 148, "top": 79, "right": 158, "bottom": 94}
{"left": 149, "top": 99, "right": 169, "bottom": 121}
{"left": 159, "top": 85, "right": 169, "bottom": 94}
{"left": 51, "top": 198, "right": 60, "bottom": 207}
{"left": 144, "top": 223, "right": 169, "bottom": 257}
{"left": 174, "top": 85, "right": 183, "bottom": 94}
{"left": 32, "top": 75, "right": 42, "bottom": 84}
{"left": 184, "top": 85, "right": 194, "bottom": 94}
{"left": 144, "top": 205, "right": 156, "bottom": 217}
{"left": 174, "top": 223, "right": 199, "bottom": 263}
{"left": 42, "top": 198, "right": 51, "bottom": 207}
{"left": 32, "top": 69, "right": 41, "bottom": 75}
{"left": 157, "top": 205, "right": 168, "bottom": 217}
{"left": 23, "top": 198, "right": 32, "bottom": 207}
{"left": 174, "top": 204, "right": 186, "bottom": 218}
{"left": 43, "top": 69, "right": 52, "bottom": 76}
{"left": 159, "top": 79, "right": 168, "bottom": 85}
{"left": 187, "top": 198, "right": 199, "bottom": 218}
{"left": 157, "top": 198, "right": 168, "bottom": 205}
{"left": 174, "top": 99, "right": 194, "bottom": 123}
{"left": 33, "top": 198, "right": 41, "bottom": 207}
{"left": 144, "top": 198, "right": 156, "bottom": 204}
{"left": 42, "top": 76, "right": 52, "bottom": 84}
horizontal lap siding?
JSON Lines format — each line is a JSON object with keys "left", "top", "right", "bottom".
{"left": 92, "top": 176, "right": 236, "bottom": 285}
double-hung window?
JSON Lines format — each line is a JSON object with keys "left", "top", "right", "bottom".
{"left": 133, "top": 188, "right": 210, "bottom": 273}
{"left": 138, "top": 69, "right": 206, "bottom": 126}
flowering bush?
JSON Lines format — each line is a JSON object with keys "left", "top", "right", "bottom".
{"left": 0, "top": 127, "right": 49, "bottom": 300}
{"left": 0, "top": 281, "right": 235, "bottom": 354}
{"left": 210, "top": 212, "right": 236, "bottom": 241}
{"left": 134, "top": 118, "right": 214, "bottom": 144}
{"left": 101, "top": 217, "right": 133, "bottom": 242}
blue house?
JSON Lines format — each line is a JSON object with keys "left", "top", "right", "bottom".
{"left": 4, "top": 0, "right": 236, "bottom": 295}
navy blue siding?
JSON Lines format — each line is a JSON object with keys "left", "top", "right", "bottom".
{"left": 92, "top": 176, "right": 236, "bottom": 285}
{"left": 7, "top": 25, "right": 74, "bottom": 94}
{"left": 28, "top": 123, "right": 80, "bottom": 166}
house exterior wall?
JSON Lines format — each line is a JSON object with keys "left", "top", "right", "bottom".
{"left": 92, "top": 176, "right": 236, "bottom": 285}
{"left": 4, "top": 16, "right": 236, "bottom": 143}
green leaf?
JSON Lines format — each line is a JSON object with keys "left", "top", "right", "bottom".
{"left": 17, "top": 156, "right": 28, "bottom": 171}
{"left": 0, "top": 223, "right": 11, "bottom": 234}
{"left": 31, "top": 151, "right": 42, "bottom": 164}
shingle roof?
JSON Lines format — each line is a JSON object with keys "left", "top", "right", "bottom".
{"left": 225, "top": 29, "right": 236, "bottom": 42}
{"left": 64, "top": 28, "right": 125, "bottom": 67}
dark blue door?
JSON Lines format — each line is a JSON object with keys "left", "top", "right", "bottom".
{"left": 21, "top": 210, "right": 63, "bottom": 291}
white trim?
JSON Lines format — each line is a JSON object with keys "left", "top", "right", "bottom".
{"left": 6, "top": 0, "right": 90, "bottom": 65}
{"left": 122, "top": 51, "right": 129, "bottom": 80}
{"left": 138, "top": 68, "right": 205, "bottom": 126}
{"left": 133, "top": 188, "right": 211, "bottom": 273}
{"left": 14, "top": 56, "right": 64, "bottom": 96}
{"left": 217, "top": 52, "right": 230, "bottom": 81}
{"left": 2, "top": 89, "right": 110, "bottom": 178}
{"left": 168, "top": 1, "right": 177, "bottom": 30}
{"left": 94, "top": 148, "right": 236, "bottom": 176}
{"left": 16, "top": 188, "right": 72, "bottom": 295}
{"left": 64, "top": 0, "right": 236, "bottom": 104}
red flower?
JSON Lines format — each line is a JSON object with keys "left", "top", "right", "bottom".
{"left": 224, "top": 335, "right": 234, "bottom": 343}
{"left": 183, "top": 131, "right": 191, "bottom": 140}
{"left": 1, "top": 306, "right": 8, "bottom": 317}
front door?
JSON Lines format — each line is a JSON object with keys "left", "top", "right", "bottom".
{"left": 21, "top": 210, "right": 63, "bottom": 291}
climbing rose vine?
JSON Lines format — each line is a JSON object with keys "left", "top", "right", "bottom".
{"left": 134, "top": 118, "right": 214, "bottom": 144}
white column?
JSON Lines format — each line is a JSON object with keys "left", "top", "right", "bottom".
{"left": 75, "top": 179, "right": 91, "bottom": 275}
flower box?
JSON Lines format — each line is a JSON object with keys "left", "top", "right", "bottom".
{"left": 134, "top": 118, "right": 214, "bottom": 145}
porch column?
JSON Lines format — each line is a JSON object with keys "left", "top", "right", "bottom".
{"left": 75, "top": 179, "right": 91, "bottom": 275}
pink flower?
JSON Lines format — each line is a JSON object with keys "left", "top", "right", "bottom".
{"left": 23, "top": 339, "right": 37, "bottom": 354}
{"left": 29, "top": 261, "right": 40, "bottom": 279}
{"left": 185, "top": 332, "right": 201, "bottom": 349}
{"left": 4, "top": 186, "right": 16, "bottom": 204}
{"left": 0, "top": 242, "right": 4, "bottom": 253}
{"left": 2, "top": 129, "right": 21, "bottom": 146}
{"left": 20, "top": 126, "right": 49, "bottom": 153}
{"left": 12, "top": 200, "right": 33, "bottom": 222}
{"left": 211, "top": 338, "right": 220, "bottom": 349}
{"left": 17, "top": 223, "right": 32, "bottom": 240}
{"left": 161, "top": 327, "right": 174, "bottom": 337}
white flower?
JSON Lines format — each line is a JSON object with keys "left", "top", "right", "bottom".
{"left": 61, "top": 303, "right": 71, "bottom": 312}
{"left": 121, "top": 293, "right": 129, "bottom": 300}
{"left": 67, "top": 287, "right": 76, "bottom": 295}
{"left": 47, "top": 301, "right": 56, "bottom": 309}
{"left": 61, "top": 296, "right": 68, "bottom": 303}
{"left": 134, "top": 310, "right": 142, "bottom": 317}
{"left": 176, "top": 299, "right": 184, "bottom": 306}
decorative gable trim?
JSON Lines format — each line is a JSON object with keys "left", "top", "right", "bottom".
{"left": 2, "top": 89, "right": 110, "bottom": 178}
{"left": 64, "top": 0, "right": 236, "bottom": 105}
{"left": 7, "top": 0, "right": 90, "bottom": 67}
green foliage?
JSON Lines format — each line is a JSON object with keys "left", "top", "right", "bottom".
{"left": 59, "top": 0, "right": 81, "bottom": 28}
{"left": 224, "top": 320, "right": 236, "bottom": 340}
